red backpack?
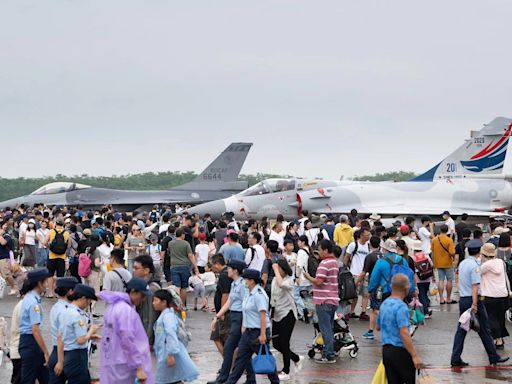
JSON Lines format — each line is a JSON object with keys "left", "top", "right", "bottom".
{"left": 414, "top": 253, "right": 433, "bottom": 281}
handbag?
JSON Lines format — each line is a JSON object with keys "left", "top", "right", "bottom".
{"left": 371, "top": 360, "right": 387, "bottom": 384}
{"left": 251, "top": 344, "right": 277, "bottom": 375}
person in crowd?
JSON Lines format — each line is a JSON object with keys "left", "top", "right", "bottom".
{"left": 355, "top": 236, "right": 382, "bottom": 340}
{"left": 334, "top": 215, "right": 354, "bottom": 255}
{"left": 124, "top": 224, "right": 147, "bottom": 273}
{"left": 283, "top": 239, "right": 297, "bottom": 278}
{"left": 98, "top": 231, "right": 115, "bottom": 271}
{"left": 411, "top": 240, "right": 434, "bottom": 318}
{"left": 209, "top": 254, "right": 232, "bottom": 355}
{"left": 208, "top": 259, "right": 253, "bottom": 384}
{"left": 21, "top": 218, "right": 37, "bottom": 267}
{"left": 146, "top": 234, "right": 163, "bottom": 281}
{"left": 456, "top": 228, "right": 472, "bottom": 266}
{"left": 455, "top": 213, "right": 469, "bottom": 241}
{"left": 168, "top": 228, "right": 198, "bottom": 306}
{"left": 10, "top": 279, "right": 31, "bottom": 384}
{"left": 450, "top": 239, "right": 509, "bottom": 367}
{"left": 219, "top": 232, "right": 246, "bottom": 263}
{"left": 245, "top": 232, "right": 266, "bottom": 271}
{"left": 214, "top": 221, "right": 228, "bottom": 252}
{"left": 99, "top": 278, "right": 154, "bottom": 384}
{"left": 269, "top": 222, "right": 285, "bottom": 251}
{"left": 261, "top": 240, "right": 283, "bottom": 300}
{"left": 225, "top": 269, "right": 279, "bottom": 384}
{"left": 304, "top": 239, "right": 340, "bottom": 363}
{"left": 66, "top": 224, "right": 82, "bottom": 279}
{"left": 56, "top": 284, "right": 100, "bottom": 384}
{"left": 195, "top": 232, "right": 210, "bottom": 272}
{"left": 0, "top": 220, "right": 17, "bottom": 295}
{"left": 284, "top": 222, "right": 300, "bottom": 252}
{"left": 84, "top": 234, "right": 104, "bottom": 295}
{"left": 44, "top": 218, "right": 70, "bottom": 298}
{"left": 344, "top": 228, "right": 371, "bottom": 320}
{"left": 132, "top": 255, "right": 161, "bottom": 345}
{"left": 442, "top": 211, "right": 456, "bottom": 239}
{"left": 377, "top": 274, "right": 423, "bottom": 383}
{"left": 496, "top": 232, "right": 512, "bottom": 264}
{"left": 35, "top": 220, "right": 50, "bottom": 268}
{"left": 480, "top": 243, "right": 510, "bottom": 350}
{"left": 295, "top": 235, "right": 313, "bottom": 323}
{"left": 189, "top": 269, "right": 205, "bottom": 311}
{"left": 103, "top": 248, "right": 132, "bottom": 292}
{"left": 418, "top": 216, "right": 434, "bottom": 256}
{"left": 152, "top": 289, "right": 199, "bottom": 384}
{"left": 19, "top": 268, "right": 52, "bottom": 384}
{"left": 271, "top": 259, "right": 303, "bottom": 380}
{"left": 200, "top": 262, "right": 217, "bottom": 311}
{"left": 48, "top": 276, "right": 79, "bottom": 384}
{"left": 432, "top": 224, "right": 457, "bottom": 304}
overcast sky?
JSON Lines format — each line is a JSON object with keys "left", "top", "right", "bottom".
{"left": 1, "top": 1, "right": 511, "bottom": 180}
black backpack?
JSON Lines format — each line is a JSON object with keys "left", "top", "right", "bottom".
{"left": 306, "top": 250, "right": 319, "bottom": 278}
{"left": 50, "top": 229, "right": 67, "bottom": 255}
{"left": 338, "top": 266, "right": 357, "bottom": 301}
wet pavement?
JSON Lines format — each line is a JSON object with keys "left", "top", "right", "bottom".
{"left": 1, "top": 293, "right": 511, "bottom": 383}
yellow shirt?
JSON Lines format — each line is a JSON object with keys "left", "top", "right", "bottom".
{"left": 48, "top": 228, "right": 69, "bottom": 259}
{"left": 431, "top": 234, "right": 455, "bottom": 268}
{"left": 334, "top": 224, "right": 354, "bottom": 248}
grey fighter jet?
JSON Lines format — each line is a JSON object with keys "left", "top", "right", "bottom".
{"left": 0, "top": 142, "right": 252, "bottom": 211}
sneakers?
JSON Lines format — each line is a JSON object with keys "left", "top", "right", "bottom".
{"left": 359, "top": 312, "right": 370, "bottom": 321}
{"left": 294, "top": 355, "right": 305, "bottom": 371}
{"left": 315, "top": 357, "right": 337, "bottom": 364}
{"left": 349, "top": 313, "right": 359, "bottom": 319}
{"left": 362, "top": 331, "right": 375, "bottom": 339}
{"left": 278, "top": 372, "right": 290, "bottom": 381}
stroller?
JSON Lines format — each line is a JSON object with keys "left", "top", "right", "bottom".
{"left": 307, "top": 314, "right": 359, "bottom": 359}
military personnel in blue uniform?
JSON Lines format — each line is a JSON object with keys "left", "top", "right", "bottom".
{"left": 48, "top": 277, "right": 79, "bottom": 384}
{"left": 450, "top": 240, "right": 509, "bottom": 367}
{"left": 208, "top": 259, "right": 255, "bottom": 384}
{"left": 19, "top": 268, "right": 52, "bottom": 384}
{"left": 58, "top": 284, "right": 100, "bottom": 384}
{"left": 226, "top": 269, "right": 279, "bottom": 384}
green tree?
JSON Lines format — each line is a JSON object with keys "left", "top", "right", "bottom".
{"left": 352, "top": 171, "right": 418, "bottom": 182}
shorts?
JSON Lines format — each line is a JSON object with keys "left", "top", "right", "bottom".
{"left": 356, "top": 278, "right": 368, "bottom": 296}
{"left": 47, "top": 258, "right": 65, "bottom": 277}
{"left": 210, "top": 313, "right": 230, "bottom": 343}
{"left": 171, "top": 265, "right": 191, "bottom": 289}
{"left": 437, "top": 268, "right": 455, "bottom": 282}
{"left": 193, "top": 284, "right": 205, "bottom": 298}
{"left": 0, "top": 258, "right": 12, "bottom": 280}
{"left": 370, "top": 294, "right": 382, "bottom": 310}
{"left": 205, "top": 284, "right": 216, "bottom": 299}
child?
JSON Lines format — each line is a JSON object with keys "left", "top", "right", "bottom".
{"left": 200, "top": 263, "right": 217, "bottom": 312}
{"left": 195, "top": 233, "right": 209, "bottom": 274}
{"left": 147, "top": 234, "right": 163, "bottom": 282}
{"left": 152, "top": 289, "right": 199, "bottom": 384}
{"left": 188, "top": 271, "right": 205, "bottom": 311}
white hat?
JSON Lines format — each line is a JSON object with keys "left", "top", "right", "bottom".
{"left": 382, "top": 239, "right": 397, "bottom": 253}
{"left": 412, "top": 240, "right": 423, "bottom": 251}
{"left": 495, "top": 226, "right": 510, "bottom": 236}
{"left": 28, "top": 218, "right": 36, "bottom": 225}
{"left": 369, "top": 213, "right": 382, "bottom": 221}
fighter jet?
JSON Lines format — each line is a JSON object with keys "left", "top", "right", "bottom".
{"left": 0, "top": 142, "right": 252, "bottom": 211}
{"left": 190, "top": 117, "right": 512, "bottom": 221}
{"left": 188, "top": 178, "right": 347, "bottom": 220}
{"left": 297, "top": 117, "right": 512, "bottom": 220}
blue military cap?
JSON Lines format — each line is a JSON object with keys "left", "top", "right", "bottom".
{"left": 56, "top": 277, "right": 79, "bottom": 289}
{"left": 228, "top": 259, "right": 246, "bottom": 273}
{"left": 241, "top": 269, "right": 261, "bottom": 281}
{"left": 466, "top": 239, "right": 483, "bottom": 250}
{"left": 27, "top": 268, "right": 51, "bottom": 284}
{"left": 74, "top": 284, "right": 97, "bottom": 300}
{"left": 126, "top": 278, "right": 153, "bottom": 296}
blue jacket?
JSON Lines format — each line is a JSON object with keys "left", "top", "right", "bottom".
{"left": 368, "top": 252, "right": 416, "bottom": 295}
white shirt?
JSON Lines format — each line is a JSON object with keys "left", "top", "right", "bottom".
{"left": 200, "top": 271, "right": 217, "bottom": 287}
{"left": 284, "top": 251, "right": 298, "bottom": 279}
{"left": 36, "top": 228, "right": 49, "bottom": 248}
{"left": 298, "top": 217, "right": 308, "bottom": 236}
{"left": 346, "top": 241, "right": 370, "bottom": 275}
{"left": 159, "top": 223, "right": 170, "bottom": 234}
{"left": 24, "top": 229, "right": 36, "bottom": 246}
{"left": 305, "top": 228, "right": 320, "bottom": 246}
{"left": 445, "top": 217, "right": 456, "bottom": 236}
{"left": 195, "top": 243, "right": 210, "bottom": 267}
{"left": 269, "top": 231, "right": 284, "bottom": 250}
{"left": 418, "top": 227, "right": 432, "bottom": 254}
{"left": 147, "top": 243, "right": 162, "bottom": 264}
{"left": 245, "top": 244, "right": 266, "bottom": 271}
{"left": 98, "top": 243, "right": 114, "bottom": 262}
{"left": 296, "top": 248, "right": 312, "bottom": 287}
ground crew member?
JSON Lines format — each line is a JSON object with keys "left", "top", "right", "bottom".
{"left": 49, "top": 276, "right": 79, "bottom": 384}
{"left": 57, "top": 284, "right": 100, "bottom": 384}
{"left": 208, "top": 259, "right": 254, "bottom": 384}
{"left": 225, "top": 269, "right": 279, "bottom": 384}
{"left": 18, "top": 268, "right": 52, "bottom": 384}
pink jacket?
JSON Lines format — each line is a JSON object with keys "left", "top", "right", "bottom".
{"left": 480, "top": 258, "right": 509, "bottom": 298}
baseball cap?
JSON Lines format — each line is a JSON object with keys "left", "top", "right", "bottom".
{"left": 399, "top": 225, "right": 410, "bottom": 235}
{"left": 126, "top": 278, "right": 153, "bottom": 296}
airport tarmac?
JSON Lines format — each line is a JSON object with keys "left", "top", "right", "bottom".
{"left": 1, "top": 293, "right": 511, "bottom": 383}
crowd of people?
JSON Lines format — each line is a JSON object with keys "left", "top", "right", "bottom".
{"left": 0, "top": 204, "right": 511, "bottom": 383}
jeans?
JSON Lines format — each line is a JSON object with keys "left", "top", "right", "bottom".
{"left": 127, "top": 259, "right": 135, "bottom": 274}
{"left": 417, "top": 282, "right": 430, "bottom": 314}
{"left": 316, "top": 303, "right": 337, "bottom": 359}
{"left": 36, "top": 247, "right": 49, "bottom": 267}
{"left": 451, "top": 296, "right": 501, "bottom": 364}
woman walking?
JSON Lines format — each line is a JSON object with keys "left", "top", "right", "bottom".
{"left": 480, "top": 243, "right": 510, "bottom": 350}
{"left": 124, "top": 224, "right": 147, "bottom": 273}
{"left": 271, "top": 259, "right": 303, "bottom": 381}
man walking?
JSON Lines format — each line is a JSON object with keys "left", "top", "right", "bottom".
{"left": 432, "top": 225, "right": 457, "bottom": 304}
{"left": 450, "top": 239, "right": 509, "bottom": 367}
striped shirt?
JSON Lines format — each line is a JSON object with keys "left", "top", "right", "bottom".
{"left": 313, "top": 256, "right": 340, "bottom": 306}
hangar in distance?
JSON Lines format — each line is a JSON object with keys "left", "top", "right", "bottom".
{"left": 0, "top": 142, "right": 253, "bottom": 212}
{"left": 190, "top": 117, "right": 512, "bottom": 221}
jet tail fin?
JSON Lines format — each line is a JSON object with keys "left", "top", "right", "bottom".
{"left": 176, "top": 143, "right": 253, "bottom": 190}
{"left": 411, "top": 117, "right": 512, "bottom": 181}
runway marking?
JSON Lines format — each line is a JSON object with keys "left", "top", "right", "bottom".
{"left": 297, "top": 365, "right": 512, "bottom": 376}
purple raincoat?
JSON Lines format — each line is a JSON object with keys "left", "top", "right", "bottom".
{"left": 99, "top": 291, "right": 154, "bottom": 384}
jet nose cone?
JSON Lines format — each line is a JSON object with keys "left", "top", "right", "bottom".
{"left": 188, "top": 200, "right": 227, "bottom": 219}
